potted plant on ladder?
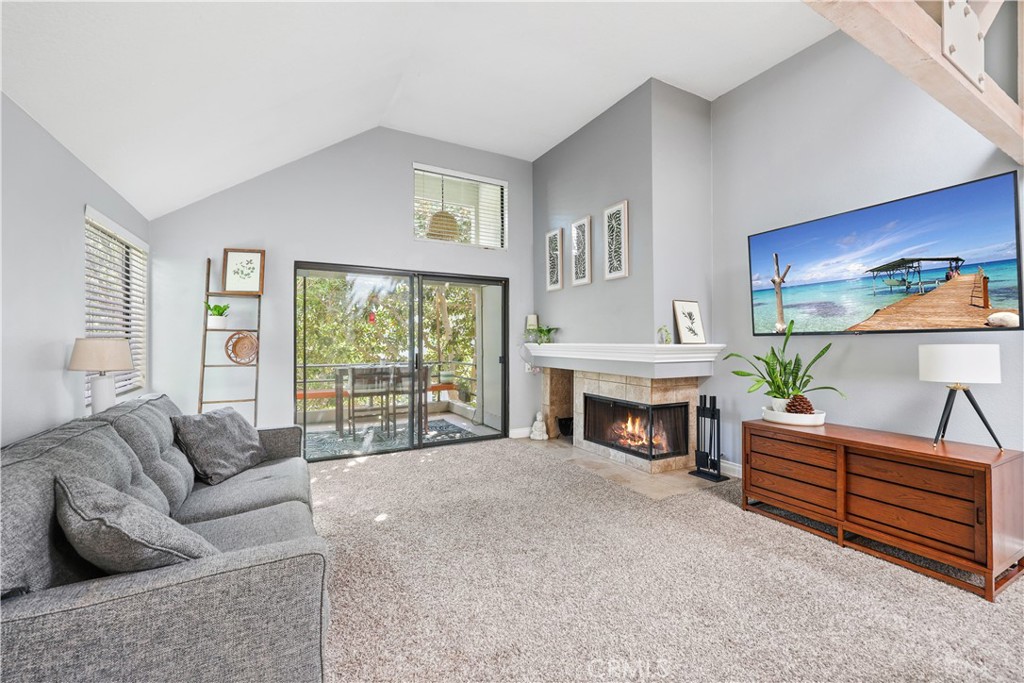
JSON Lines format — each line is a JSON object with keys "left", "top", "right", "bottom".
{"left": 205, "top": 302, "right": 230, "bottom": 330}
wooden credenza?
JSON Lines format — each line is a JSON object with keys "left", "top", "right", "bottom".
{"left": 742, "top": 420, "right": 1024, "bottom": 601}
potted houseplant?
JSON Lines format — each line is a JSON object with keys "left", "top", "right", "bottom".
{"left": 525, "top": 324, "right": 559, "bottom": 345}
{"left": 205, "top": 302, "right": 230, "bottom": 330}
{"left": 724, "top": 320, "right": 844, "bottom": 422}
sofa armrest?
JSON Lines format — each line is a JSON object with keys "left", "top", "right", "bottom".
{"left": 1, "top": 537, "right": 330, "bottom": 683}
{"left": 259, "top": 425, "right": 303, "bottom": 460}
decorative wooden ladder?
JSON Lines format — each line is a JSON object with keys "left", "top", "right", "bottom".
{"left": 198, "top": 258, "right": 262, "bottom": 425}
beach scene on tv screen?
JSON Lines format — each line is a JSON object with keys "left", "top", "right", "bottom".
{"left": 749, "top": 173, "right": 1021, "bottom": 334}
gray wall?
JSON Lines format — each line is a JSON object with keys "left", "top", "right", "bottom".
{"left": 1, "top": 95, "right": 150, "bottom": 444}
{"left": 706, "top": 33, "right": 1024, "bottom": 463}
{"left": 148, "top": 127, "right": 537, "bottom": 431}
{"left": 532, "top": 81, "right": 654, "bottom": 342}
{"left": 532, "top": 79, "right": 714, "bottom": 343}
{"left": 651, "top": 80, "right": 714, "bottom": 339}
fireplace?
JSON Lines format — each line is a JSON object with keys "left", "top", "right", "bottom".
{"left": 583, "top": 394, "right": 688, "bottom": 461}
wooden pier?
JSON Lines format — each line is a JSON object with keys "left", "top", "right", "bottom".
{"left": 848, "top": 271, "right": 1016, "bottom": 332}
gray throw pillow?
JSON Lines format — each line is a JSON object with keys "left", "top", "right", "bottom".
{"left": 55, "top": 475, "right": 219, "bottom": 573}
{"left": 170, "top": 408, "right": 267, "bottom": 485}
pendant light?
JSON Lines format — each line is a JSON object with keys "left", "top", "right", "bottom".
{"left": 426, "top": 176, "right": 459, "bottom": 241}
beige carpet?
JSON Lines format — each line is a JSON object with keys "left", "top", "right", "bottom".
{"left": 310, "top": 439, "right": 1022, "bottom": 682}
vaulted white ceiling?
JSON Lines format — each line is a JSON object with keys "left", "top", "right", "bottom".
{"left": 2, "top": 3, "right": 835, "bottom": 219}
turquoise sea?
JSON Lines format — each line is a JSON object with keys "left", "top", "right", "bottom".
{"left": 752, "top": 258, "right": 1020, "bottom": 333}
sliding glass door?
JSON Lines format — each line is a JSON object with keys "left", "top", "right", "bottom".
{"left": 295, "top": 263, "right": 507, "bottom": 461}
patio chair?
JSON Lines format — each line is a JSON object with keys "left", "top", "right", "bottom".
{"left": 348, "top": 365, "right": 393, "bottom": 436}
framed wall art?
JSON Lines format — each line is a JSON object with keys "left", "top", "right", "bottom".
{"left": 603, "top": 200, "right": 629, "bottom": 280}
{"left": 222, "top": 248, "right": 266, "bottom": 294}
{"left": 673, "top": 300, "right": 706, "bottom": 344}
{"left": 570, "top": 216, "right": 591, "bottom": 286}
{"left": 545, "top": 229, "right": 563, "bottom": 291}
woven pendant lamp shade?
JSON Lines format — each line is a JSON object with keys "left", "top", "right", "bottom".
{"left": 426, "top": 210, "right": 459, "bottom": 241}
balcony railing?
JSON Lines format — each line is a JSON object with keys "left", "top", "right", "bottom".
{"left": 295, "top": 360, "right": 477, "bottom": 411}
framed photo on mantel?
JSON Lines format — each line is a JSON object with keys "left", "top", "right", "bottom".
{"left": 222, "top": 248, "right": 266, "bottom": 294}
{"left": 673, "top": 300, "right": 706, "bottom": 344}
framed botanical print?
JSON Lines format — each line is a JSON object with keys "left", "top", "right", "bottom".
{"left": 545, "top": 229, "right": 563, "bottom": 291}
{"left": 673, "top": 300, "right": 706, "bottom": 344}
{"left": 603, "top": 200, "right": 629, "bottom": 280}
{"left": 570, "top": 216, "right": 591, "bottom": 286}
{"left": 222, "top": 248, "right": 265, "bottom": 294}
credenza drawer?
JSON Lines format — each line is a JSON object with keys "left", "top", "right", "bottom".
{"left": 846, "top": 474, "right": 975, "bottom": 525}
{"left": 846, "top": 495, "right": 977, "bottom": 557}
{"left": 749, "top": 470, "right": 837, "bottom": 513}
{"left": 847, "top": 450, "right": 974, "bottom": 500}
{"left": 750, "top": 452, "right": 836, "bottom": 489}
{"left": 749, "top": 433, "right": 836, "bottom": 470}
{"left": 843, "top": 450, "right": 985, "bottom": 562}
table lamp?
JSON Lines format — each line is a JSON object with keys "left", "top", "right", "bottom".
{"left": 68, "top": 338, "right": 134, "bottom": 414}
{"left": 919, "top": 344, "right": 1002, "bottom": 450}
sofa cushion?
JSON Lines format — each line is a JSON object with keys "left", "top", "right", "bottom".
{"left": 185, "top": 501, "right": 317, "bottom": 552}
{"left": 55, "top": 475, "right": 219, "bottom": 573}
{"left": 91, "top": 395, "right": 195, "bottom": 513}
{"left": 171, "top": 408, "right": 268, "bottom": 485}
{"left": 1, "top": 422, "right": 169, "bottom": 596}
{"left": 173, "top": 457, "right": 312, "bottom": 524}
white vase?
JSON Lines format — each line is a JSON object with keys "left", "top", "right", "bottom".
{"left": 770, "top": 397, "right": 790, "bottom": 413}
{"left": 207, "top": 315, "right": 229, "bottom": 330}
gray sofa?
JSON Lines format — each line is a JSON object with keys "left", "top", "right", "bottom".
{"left": 1, "top": 395, "right": 329, "bottom": 683}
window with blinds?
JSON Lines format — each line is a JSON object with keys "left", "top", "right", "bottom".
{"left": 414, "top": 166, "right": 507, "bottom": 249}
{"left": 84, "top": 210, "right": 148, "bottom": 400}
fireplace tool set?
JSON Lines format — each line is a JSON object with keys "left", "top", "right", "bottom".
{"left": 690, "top": 394, "right": 729, "bottom": 482}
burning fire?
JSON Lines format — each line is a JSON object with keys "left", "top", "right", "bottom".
{"left": 610, "top": 412, "right": 668, "bottom": 453}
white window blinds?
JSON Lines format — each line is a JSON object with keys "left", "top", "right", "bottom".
{"left": 414, "top": 166, "right": 507, "bottom": 249}
{"left": 84, "top": 208, "right": 148, "bottom": 399}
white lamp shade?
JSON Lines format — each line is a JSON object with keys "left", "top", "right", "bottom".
{"left": 918, "top": 344, "right": 1001, "bottom": 384}
{"left": 68, "top": 338, "right": 134, "bottom": 373}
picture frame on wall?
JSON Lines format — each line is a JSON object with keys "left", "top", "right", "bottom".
{"left": 603, "top": 200, "right": 629, "bottom": 280}
{"left": 222, "top": 248, "right": 266, "bottom": 294}
{"left": 673, "top": 300, "right": 706, "bottom": 344}
{"left": 570, "top": 216, "right": 591, "bottom": 286}
{"left": 545, "top": 229, "right": 563, "bottom": 291}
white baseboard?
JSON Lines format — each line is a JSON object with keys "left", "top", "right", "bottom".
{"left": 720, "top": 459, "right": 742, "bottom": 479}
{"left": 509, "top": 427, "right": 531, "bottom": 439}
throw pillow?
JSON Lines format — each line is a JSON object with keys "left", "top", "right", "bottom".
{"left": 170, "top": 408, "right": 267, "bottom": 485}
{"left": 55, "top": 475, "right": 219, "bottom": 573}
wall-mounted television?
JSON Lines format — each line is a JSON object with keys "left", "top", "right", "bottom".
{"left": 748, "top": 171, "right": 1021, "bottom": 336}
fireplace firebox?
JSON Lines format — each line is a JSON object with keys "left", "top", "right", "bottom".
{"left": 583, "top": 394, "right": 688, "bottom": 460}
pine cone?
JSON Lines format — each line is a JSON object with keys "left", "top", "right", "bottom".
{"left": 786, "top": 394, "right": 814, "bottom": 414}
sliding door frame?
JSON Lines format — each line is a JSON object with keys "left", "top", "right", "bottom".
{"left": 294, "top": 261, "right": 510, "bottom": 458}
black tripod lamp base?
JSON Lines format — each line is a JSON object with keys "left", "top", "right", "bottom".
{"left": 932, "top": 386, "right": 1003, "bottom": 451}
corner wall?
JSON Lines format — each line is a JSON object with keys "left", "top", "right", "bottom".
{"left": 1, "top": 95, "right": 150, "bottom": 444}
{"left": 532, "top": 81, "right": 655, "bottom": 341}
{"left": 532, "top": 79, "right": 715, "bottom": 344}
{"left": 706, "top": 33, "right": 1024, "bottom": 462}
{"left": 148, "top": 127, "right": 536, "bottom": 431}
{"left": 651, "top": 80, "right": 714, "bottom": 338}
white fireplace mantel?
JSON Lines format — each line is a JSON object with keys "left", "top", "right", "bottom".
{"left": 523, "top": 342, "right": 727, "bottom": 379}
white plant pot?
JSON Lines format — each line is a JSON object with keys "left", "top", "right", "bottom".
{"left": 770, "top": 397, "right": 790, "bottom": 413}
{"left": 207, "top": 315, "right": 229, "bottom": 330}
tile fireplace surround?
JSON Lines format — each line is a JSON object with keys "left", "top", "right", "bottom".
{"left": 573, "top": 371, "right": 697, "bottom": 473}
{"left": 529, "top": 343, "right": 725, "bottom": 474}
